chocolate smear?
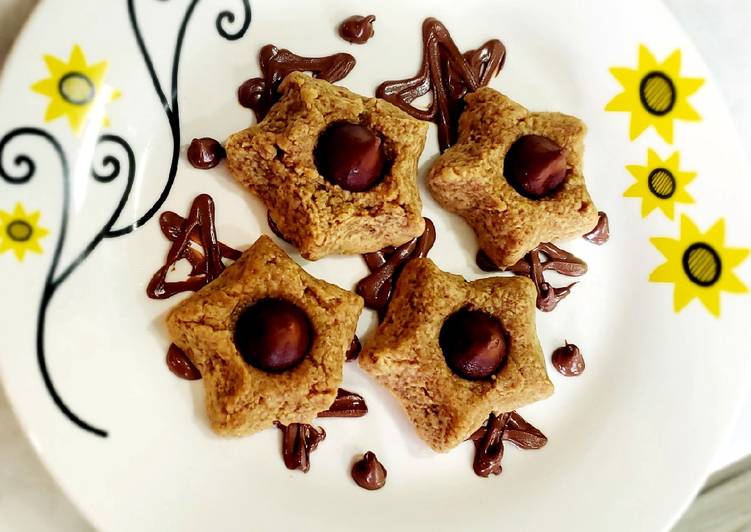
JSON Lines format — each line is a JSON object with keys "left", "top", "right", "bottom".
{"left": 346, "top": 336, "right": 362, "bottom": 362}
{"left": 147, "top": 194, "right": 241, "bottom": 299}
{"left": 351, "top": 451, "right": 387, "bottom": 490}
{"left": 551, "top": 342, "right": 585, "bottom": 377}
{"left": 357, "top": 218, "right": 436, "bottom": 317}
{"left": 238, "top": 44, "right": 356, "bottom": 122}
{"left": 376, "top": 18, "right": 505, "bottom": 151}
{"left": 318, "top": 388, "right": 368, "bottom": 418}
{"left": 339, "top": 15, "right": 375, "bottom": 44}
{"left": 469, "top": 411, "right": 546, "bottom": 477}
{"left": 583, "top": 211, "right": 610, "bottom": 245}
{"left": 166, "top": 344, "right": 201, "bottom": 380}
{"left": 274, "top": 422, "right": 326, "bottom": 473}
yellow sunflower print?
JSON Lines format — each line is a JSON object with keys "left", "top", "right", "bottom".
{"left": 624, "top": 149, "right": 696, "bottom": 220}
{"left": 606, "top": 45, "right": 704, "bottom": 143}
{"left": 31, "top": 44, "right": 120, "bottom": 134}
{"left": 0, "top": 203, "right": 50, "bottom": 261}
{"left": 650, "top": 215, "right": 749, "bottom": 317}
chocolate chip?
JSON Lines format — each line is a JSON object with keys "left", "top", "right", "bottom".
{"left": 187, "top": 137, "right": 225, "bottom": 169}
{"left": 504, "top": 135, "right": 568, "bottom": 199}
{"left": 275, "top": 422, "right": 326, "bottom": 473}
{"left": 351, "top": 451, "right": 387, "bottom": 490}
{"left": 317, "top": 388, "right": 368, "bottom": 418}
{"left": 551, "top": 342, "right": 585, "bottom": 376}
{"left": 234, "top": 299, "right": 312, "bottom": 373}
{"left": 338, "top": 15, "right": 376, "bottom": 44}
{"left": 346, "top": 336, "right": 362, "bottom": 361}
{"left": 166, "top": 344, "right": 201, "bottom": 380}
{"left": 439, "top": 309, "right": 507, "bottom": 380}
{"left": 315, "top": 122, "right": 387, "bottom": 192}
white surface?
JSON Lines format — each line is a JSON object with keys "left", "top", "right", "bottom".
{"left": 0, "top": 0, "right": 749, "bottom": 531}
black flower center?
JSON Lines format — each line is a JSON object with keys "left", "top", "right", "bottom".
{"left": 639, "top": 71, "right": 676, "bottom": 116}
{"left": 647, "top": 167, "right": 676, "bottom": 199}
{"left": 58, "top": 72, "right": 95, "bottom": 105}
{"left": 6, "top": 220, "right": 33, "bottom": 242}
{"left": 682, "top": 242, "right": 721, "bottom": 287}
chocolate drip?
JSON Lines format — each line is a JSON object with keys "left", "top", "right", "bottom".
{"left": 338, "top": 15, "right": 376, "bottom": 44}
{"left": 469, "top": 411, "right": 547, "bottom": 477}
{"left": 147, "top": 195, "right": 241, "bottom": 299}
{"left": 274, "top": 422, "right": 326, "bottom": 473}
{"left": 376, "top": 18, "right": 505, "bottom": 151}
{"left": 551, "top": 342, "right": 585, "bottom": 376}
{"left": 317, "top": 388, "right": 368, "bottom": 418}
{"left": 357, "top": 218, "right": 436, "bottom": 317}
{"left": 166, "top": 344, "right": 201, "bottom": 380}
{"left": 471, "top": 412, "right": 508, "bottom": 477}
{"left": 476, "top": 243, "right": 586, "bottom": 312}
{"left": 346, "top": 336, "right": 362, "bottom": 362}
{"left": 238, "top": 44, "right": 356, "bottom": 122}
{"left": 583, "top": 211, "right": 610, "bottom": 245}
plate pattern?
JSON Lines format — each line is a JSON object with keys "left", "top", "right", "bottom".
{"left": 0, "top": 0, "right": 252, "bottom": 437}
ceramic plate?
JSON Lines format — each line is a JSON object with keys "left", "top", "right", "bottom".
{"left": 1, "top": 0, "right": 750, "bottom": 530}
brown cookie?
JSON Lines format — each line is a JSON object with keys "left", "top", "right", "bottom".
{"left": 427, "top": 88, "right": 598, "bottom": 268}
{"left": 226, "top": 72, "right": 428, "bottom": 260}
{"left": 359, "top": 258, "right": 553, "bottom": 452}
{"left": 166, "top": 235, "right": 363, "bottom": 436}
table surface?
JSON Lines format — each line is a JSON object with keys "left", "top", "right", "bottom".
{"left": 0, "top": 0, "right": 749, "bottom": 530}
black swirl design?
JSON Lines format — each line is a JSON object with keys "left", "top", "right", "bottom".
{"left": 108, "top": 0, "right": 252, "bottom": 237}
{"left": 1, "top": 129, "right": 135, "bottom": 436}
{"left": 0, "top": 0, "right": 251, "bottom": 437}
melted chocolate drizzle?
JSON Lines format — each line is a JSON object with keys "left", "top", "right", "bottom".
{"left": 476, "top": 242, "right": 587, "bottom": 312}
{"left": 166, "top": 344, "right": 201, "bottom": 380}
{"left": 317, "top": 388, "right": 368, "bottom": 418}
{"left": 357, "top": 218, "right": 436, "bottom": 317}
{"left": 238, "top": 44, "right": 356, "bottom": 122}
{"left": 346, "top": 336, "right": 362, "bottom": 362}
{"left": 338, "top": 15, "right": 376, "bottom": 44}
{"left": 376, "top": 18, "right": 505, "bottom": 151}
{"left": 147, "top": 194, "right": 241, "bottom": 299}
{"left": 583, "top": 211, "right": 610, "bottom": 245}
{"left": 274, "top": 421, "right": 326, "bottom": 473}
{"left": 469, "top": 412, "right": 547, "bottom": 477}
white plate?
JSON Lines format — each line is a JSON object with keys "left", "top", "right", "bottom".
{"left": 1, "top": 0, "right": 750, "bottom": 531}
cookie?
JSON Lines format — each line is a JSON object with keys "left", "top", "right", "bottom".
{"left": 225, "top": 72, "right": 428, "bottom": 260}
{"left": 427, "top": 87, "right": 599, "bottom": 268}
{"left": 359, "top": 258, "right": 553, "bottom": 452}
{"left": 166, "top": 235, "right": 363, "bottom": 436}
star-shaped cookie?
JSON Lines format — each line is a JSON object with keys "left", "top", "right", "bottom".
{"left": 226, "top": 72, "right": 428, "bottom": 260}
{"left": 166, "top": 235, "right": 363, "bottom": 436}
{"left": 427, "top": 87, "right": 599, "bottom": 268}
{"left": 359, "top": 258, "right": 553, "bottom": 452}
